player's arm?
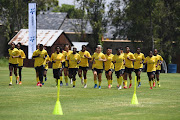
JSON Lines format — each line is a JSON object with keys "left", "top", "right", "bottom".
{"left": 21, "top": 51, "right": 26, "bottom": 59}
{"left": 32, "top": 51, "right": 40, "bottom": 58}
{"left": 51, "top": 54, "right": 56, "bottom": 63}
{"left": 143, "top": 58, "right": 147, "bottom": 65}
{"left": 84, "top": 52, "right": 91, "bottom": 59}
{"left": 98, "top": 54, "right": 106, "bottom": 62}
{"left": 127, "top": 54, "right": 135, "bottom": 61}
{"left": 77, "top": 55, "right": 81, "bottom": 64}
{"left": 12, "top": 50, "right": 21, "bottom": 58}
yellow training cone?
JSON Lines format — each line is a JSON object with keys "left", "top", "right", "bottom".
{"left": 131, "top": 76, "right": 139, "bottom": 104}
{"left": 131, "top": 93, "right": 138, "bottom": 104}
{"left": 53, "top": 79, "right": 63, "bottom": 115}
{"left": 53, "top": 101, "right": 63, "bottom": 115}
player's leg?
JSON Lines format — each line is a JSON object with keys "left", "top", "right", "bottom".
{"left": 43, "top": 69, "right": 47, "bottom": 82}
{"left": 123, "top": 67, "right": 128, "bottom": 89}
{"left": 13, "top": 65, "right": 19, "bottom": 84}
{"left": 9, "top": 64, "right": 13, "bottom": 85}
{"left": 118, "top": 70, "right": 124, "bottom": 90}
{"left": 93, "top": 69, "right": 98, "bottom": 88}
{"left": 18, "top": 67, "right": 22, "bottom": 84}
{"left": 116, "top": 71, "right": 120, "bottom": 88}
{"left": 78, "top": 67, "right": 84, "bottom": 85}
{"left": 72, "top": 69, "right": 78, "bottom": 88}
{"left": 156, "top": 71, "right": 160, "bottom": 87}
{"left": 83, "top": 69, "right": 88, "bottom": 88}
{"left": 110, "top": 71, "right": 113, "bottom": 87}
{"left": 38, "top": 65, "right": 44, "bottom": 87}
{"left": 107, "top": 70, "right": 112, "bottom": 88}
{"left": 98, "top": 72, "right": 102, "bottom": 89}
{"left": 64, "top": 68, "right": 69, "bottom": 84}
{"left": 59, "top": 68, "right": 63, "bottom": 86}
{"left": 128, "top": 69, "right": 133, "bottom": 88}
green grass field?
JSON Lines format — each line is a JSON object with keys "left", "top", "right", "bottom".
{"left": 0, "top": 66, "right": 180, "bottom": 120}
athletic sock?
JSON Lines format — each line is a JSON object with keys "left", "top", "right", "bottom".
{"left": 124, "top": 80, "right": 127, "bottom": 86}
{"left": 110, "top": 80, "right": 113, "bottom": 84}
{"left": 138, "top": 79, "right": 141, "bottom": 83}
{"left": 153, "top": 79, "right": 155, "bottom": 83}
{"left": 36, "top": 77, "right": 39, "bottom": 82}
{"left": 80, "top": 76, "right": 82, "bottom": 80}
{"left": 10, "top": 76, "right": 12, "bottom": 83}
{"left": 149, "top": 81, "right": 152, "bottom": 87}
{"left": 130, "top": 80, "right": 132, "bottom": 84}
{"left": 94, "top": 80, "right": 97, "bottom": 84}
{"left": 60, "top": 76, "right": 63, "bottom": 82}
{"left": 99, "top": 81, "right": 101, "bottom": 86}
{"left": 119, "top": 76, "right": 123, "bottom": 86}
{"left": 65, "top": 76, "right": 68, "bottom": 83}
{"left": 73, "top": 81, "right": 76, "bottom": 86}
{"left": 84, "top": 79, "right": 87, "bottom": 84}
{"left": 16, "top": 76, "right": 19, "bottom": 80}
{"left": 117, "top": 78, "right": 120, "bottom": 85}
{"left": 108, "top": 79, "right": 111, "bottom": 85}
{"left": 157, "top": 81, "right": 159, "bottom": 85}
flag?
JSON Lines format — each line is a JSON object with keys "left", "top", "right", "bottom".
{"left": 28, "top": 3, "right": 36, "bottom": 59}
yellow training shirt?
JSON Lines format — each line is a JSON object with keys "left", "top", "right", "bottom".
{"left": 67, "top": 53, "right": 80, "bottom": 68}
{"left": 32, "top": 49, "right": 48, "bottom": 67}
{"left": 92, "top": 52, "right": 105, "bottom": 69}
{"left": 8, "top": 48, "right": 20, "bottom": 64}
{"left": 64, "top": 50, "right": 73, "bottom": 67}
{"left": 144, "top": 56, "right": 156, "bottom": 72}
{"left": 124, "top": 52, "right": 135, "bottom": 68}
{"left": 79, "top": 50, "right": 91, "bottom": 67}
{"left": 134, "top": 53, "right": 145, "bottom": 69}
{"left": 154, "top": 55, "right": 163, "bottom": 70}
{"left": 51, "top": 52, "right": 64, "bottom": 69}
{"left": 17, "top": 49, "right": 26, "bottom": 66}
{"left": 113, "top": 54, "right": 124, "bottom": 71}
{"left": 104, "top": 54, "right": 114, "bottom": 71}
{"left": 44, "top": 55, "right": 50, "bottom": 70}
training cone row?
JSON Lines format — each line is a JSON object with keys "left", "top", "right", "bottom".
{"left": 131, "top": 76, "right": 139, "bottom": 105}
{"left": 53, "top": 79, "right": 63, "bottom": 115}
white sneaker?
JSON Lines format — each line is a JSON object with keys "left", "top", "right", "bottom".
{"left": 81, "top": 78, "right": 84, "bottom": 85}
{"left": 70, "top": 79, "right": 73, "bottom": 84}
{"left": 118, "top": 85, "right": 122, "bottom": 90}
{"left": 9, "top": 82, "right": 12, "bottom": 86}
{"left": 84, "top": 84, "right": 87, "bottom": 88}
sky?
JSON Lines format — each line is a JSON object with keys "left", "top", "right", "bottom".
{"left": 58, "top": 0, "right": 113, "bottom": 11}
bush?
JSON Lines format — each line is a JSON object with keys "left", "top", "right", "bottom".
{"left": 0, "top": 57, "right": 9, "bottom": 67}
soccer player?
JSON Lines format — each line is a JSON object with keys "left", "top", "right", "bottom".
{"left": 113, "top": 48, "right": 125, "bottom": 90}
{"left": 51, "top": 46, "right": 64, "bottom": 86}
{"left": 144, "top": 51, "right": 156, "bottom": 89}
{"left": 78, "top": 45, "right": 91, "bottom": 88}
{"left": 104, "top": 48, "right": 114, "bottom": 88}
{"left": 67, "top": 46, "right": 80, "bottom": 88}
{"left": 120, "top": 47, "right": 125, "bottom": 87}
{"left": 134, "top": 48, "right": 145, "bottom": 87}
{"left": 32, "top": 44, "right": 48, "bottom": 87}
{"left": 17, "top": 42, "right": 26, "bottom": 85}
{"left": 8, "top": 42, "right": 20, "bottom": 86}
{"left": 33, "top": 44, "right": 40, "bottom": 86}
{"left": 92, "top": 45, "right": 106, "bottom": 89}
{"left": 154, "top": 49, "right": 163, "bottom": 87}
{"left": 124, "top": 46, "right": 135, "bottom": 88}
{"left": 43, "top": 46, "right": 50, "bottom": 84}
{"left": 63, "top": 44, "right": 73, "bottom": 85}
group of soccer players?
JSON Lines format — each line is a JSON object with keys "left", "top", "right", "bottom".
{"left": 8, "top": 42, "right": 163, "bottom": 90}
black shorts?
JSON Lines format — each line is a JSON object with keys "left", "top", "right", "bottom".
{"left": 18, "top": 66, "right": 23, "bottom": 69}
{"left": 115, "top": 70, "right": 123, "bottom": 77}
{"left": 93, "top": 68, "right": 103, "bottom": 75}
{"left": 62, "top": 62, "right": 65, "bottom": 68}
{"left": 79, "top": 66, "right": 89, "bottom": 71}
{"left": 147, "top": 71, "right": 155, "bottom": 77}
{"left": 9, "top": 63, "right": 18, "bottom": 68}
{"left": 44, "top": 69, "right": 48, "bottom": 71}
{"left": 155, "top": 70, "right": 161, "bottom": 74}
{"left": 69, "top": 68, "right": 78, "bottom": 76}
{"left": 134, "top": 68, "right": 142, "bottom": 73}
{"left": 121, "top": 69, "right": 125, "bottom": 74}
{"left": 125, "top": 67, "right": 134, "bottom": 74}
{"left": 53, "top": 68, "right": 61, "bottom": 79}
{"left": 105, "top": 69, "right": 113, "bottom": 74}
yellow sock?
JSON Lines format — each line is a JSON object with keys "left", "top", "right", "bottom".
{"left": 119, "top": 77, "right": 123, "bottom": 86}
{"left": 110, "top": 80, "right": 113, "bottom": 84}
{"left": 157, "top": 81, "right": 159, "bottom": 84}
{"left": 84, "top": 79, "right": 87, "bottom": 84}
{"left": 149, "top": 81, "right": 152, "bottom": 87}
{"left": 94, "top": 80, "right": 97, "bottom": 84}
{"left": 99, "top": 81, "right": 101, "bottom": 86}
{"left": 117, "top": 78, "right": 120, "bottom": 85}
{"left": 138, "top": 79, "right": 141, "bottom": 83}
{"left": 36, "top": 77, "right": 39, "bottom": 82}
{"left": 80, "top": 76, "right": 82, "bottom": 79}
{"left": 60, "top": 76, "right": 63, "bottom": 82}
{"left": 130, "top": 80, "right": 132, "bottom": 84}
{"left": 73, "top": 81, "right": 76, "bottom": 86}
{"left": 10, "top": 76, "right": 12, "bottom": 83}
{"left": 16, "top": 76, "right": 19, "bottom": 80}
{"left": 153, "top": 79, "right": 155, "bottom": 83}
{"left": 124, "top": 80, "right": 127, "bottom": 86}
{"left": 108, "top": 79, "right": 111, "bottom": 85}
{"left": 65, "top": 76, "right": 68, "bottom": 83}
